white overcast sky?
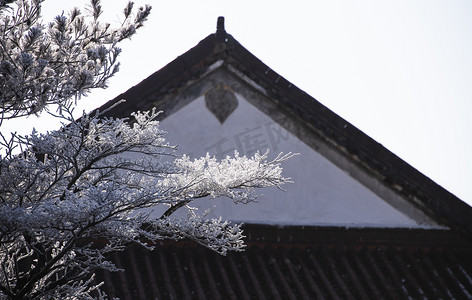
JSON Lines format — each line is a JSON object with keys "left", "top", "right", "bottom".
{"left": 4, "top": 0, "right": 472, "bottom": 205}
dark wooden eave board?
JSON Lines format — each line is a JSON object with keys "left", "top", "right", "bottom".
{"left": 241, "top": 224, "right": 472, "bottom": 250}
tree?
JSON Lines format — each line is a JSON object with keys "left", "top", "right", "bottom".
{"left": 0, "top": 1, "right": 294, "bottom": 298}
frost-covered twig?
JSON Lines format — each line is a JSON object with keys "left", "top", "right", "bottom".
{"left": 0, "top": 0, "right": 151, "bottom": 119}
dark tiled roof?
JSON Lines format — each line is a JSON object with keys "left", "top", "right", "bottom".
{"left": 95, "top": 225, "right": 472, "bottom": 299}
{"left": 95, "top": 18, "right": 472, "bottom": 237}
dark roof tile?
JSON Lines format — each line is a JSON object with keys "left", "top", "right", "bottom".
{"left": 94, "top": 226, "right": 472, "bottom": 299}
{"left": 95, "top": 243, "right": 472, "bottom": 299}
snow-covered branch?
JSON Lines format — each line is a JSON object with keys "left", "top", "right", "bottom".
{"left": 0, "top": 0, "right": 151, "bottom": 119}
{"left": 152, "top": 214, "right": 246, "bottom": 255}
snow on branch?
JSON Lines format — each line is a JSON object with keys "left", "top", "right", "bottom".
{"left": 0, "top": 0, "right": 151, "bottom": 119}
{"left": 161, "top": 151, "right": 294, "bottom": 203}
{"left": 152, "top": 215, "right": 245, "bottom": 255}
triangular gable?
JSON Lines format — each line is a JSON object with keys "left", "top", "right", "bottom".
{"left": 97, "top": 18, "right": 472, "bottom": 233}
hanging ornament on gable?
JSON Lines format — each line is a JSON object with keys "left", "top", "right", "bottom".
{"left": 204, "top": 84, "right": 238, "bottom": 124}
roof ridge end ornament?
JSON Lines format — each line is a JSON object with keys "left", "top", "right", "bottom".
{"left": 216, "top": 16, "right": 226, "bottom": 41}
